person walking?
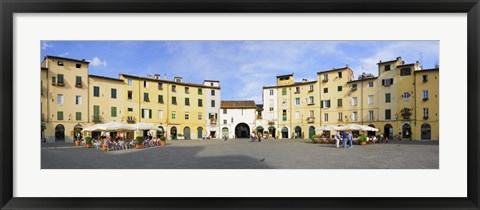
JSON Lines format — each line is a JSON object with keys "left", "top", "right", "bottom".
{"left": 335, "top": 132, "right": 341, "bottom": 148}
{"left": 348, "top": 130, "right": 353, "bottom": 148}
{"left": 342, "top": 131, "right": 348, "bottom": 148}
{"left": 258, "top": 132, "right": 262, "bottom": 142}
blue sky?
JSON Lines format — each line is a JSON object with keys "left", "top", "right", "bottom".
{"left": 41, "top": 41, "right": 439, "bottom": 103}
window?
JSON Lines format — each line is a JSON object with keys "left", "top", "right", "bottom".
{"left": 369, "top": 111, "right": 374, "bottom": 121}
{"left": 337, "top": 86, "right": 342, "bottom": 92}
{"left": 128, "top": 91, "right": 133, "bottom": 100}
{"left": 75, "top": 95, "right": 81, "bottom": 105}
{"left": 323, "top": 74, "right": 328, "bottom": 81}
{"left": 141, "top": 109, "right": 152, "bottom": 119}
{"left": 57, "top": 74, "right": 64, "bottom": 84}
{"left": 198, "top": 99, "right": 203, "bottom": 107}
{"left": 295, "top": 87, "right": 300, "bottom": 93}
{"left": 352, "top": 97, "right": 358, "bottom": 106}
{"left": 93, "top": 106, "right": 100, "bottom": 118}
{"left": 76, "top": 76, "right": 82, "bottom": 86}
{"left": 385, "top": 93, "right": 391, "bottom": 103}
{"left": 422, "top": 90, "right": 429, "bottom": 100}
{"left": 198, "top": 88, "right": 202, "bottom": 94}
{"left": 111, "top": 88, "right": 117, "bottom": 99}
{"left": 368, "top": 95, "right": 374, "bottom": 104}
{"left": 282, "top": 88, "right": 287, "bottom": 95}
{"left": 423, "top": 108, "right": 429, "bottom": 118}
{"left": 76, "top": 112, "right": 81, "bottom": 120}
{"left": 337, "top": 99, "right": 343, "bottom": 107}
{"left": 185, "top": 98, "right": 190, "bottom": 106}
{"left": 382, "top": 78, "right": 394, "bottom": 86}
{"left": 309, "top": 110, "right": 314, "bottom": 117}
{"left": 385, "top": 64, "right": 391, "bottom": 71}
{"left": 295, "top": 111, "right": 300, "bottom": 120}
{"left": 324, "top": 113, "right": 329, "bottom": 122}
{"left": 223, "top": 109, "right": 227, "bottom": 114}
{"left": 338, "top": 72, "right": 342, "bottom": 78}
{"left": 143, "top": 81, "right": 148, "bottom": 88}
{"left": 309, "top": 85, "right": 314, "bottom": 91}
{"left": 368, "top": 81, "right": 374, "bottom": 87}
{"left": 128, "top": 79, "right": 133, "bottom": 86}
{"left": 210, "top": 82, "right": 214, "bottom": 86}
{"left": 185, "top": 87, "right": 190, "bottom": 94}
{"left": 352, "top": 112, "right": 358, "bottom": 121}
{"left": 158, "top": 110, "right": 163, "bottom": 119}
{"left": 172, "top": 97, "right": 177, "bottom": 105}
{"left": 403, "top": 91, "right": 410, "bottom": 102}
{"left": 57, "top": 111, "right": 63, "bottom": 120}
{"left": 171, "top": 112, "right": 176, "bottom": 120}
{"left": 57, "top": 94, "right": 63, "bottom": 105}
{"left": 352, "top": 83, "right": 358, "bottom": 89}
{"left": 198, "top": 113, "right": 202, "bottom": 120}
{"left": 57, "top": 61, "right": 64, "bottom": 66}
{"left": 400, "top": 68, "right": 412, "bottom": 76}
{"left": 324, "top": 88, "right": 328, "bottom": 93}
{"left": 158, "top": 95, "right": 164, "bottom": 103}
{"left": 309, "top": 96, "right": 314, "bottom": 104}
{"left": 338, "top": 112, "right": 343, "bottom": 121}
{"left": 111, "top": 107, "right": 117, "bottom": 117}
{"left": 143, "top": 93, "right": 149, "bottom": 102}
{"left": 385, "top": 109, "right": 391, "bottom": 120}
{"left": 211, "top": 90, "right": 215, "bottom": 96}
{"left": 93, "top": 86, "right": 100, "bottom": 97}
{"left": 269, "top": 107, "right": 274, "bottom": 111}
{"left": 211, "top": 100, "right": 216, "bottom": 107}
{"left": 422, "top": 75, "right": 428, "bottom": 82}
{"left": 158, "top": 82, "right": 163, "bottom": 90}
{"left": 224, "top": 119, "right": 227, "bottom": 124}
{"left": 172, "top": 85, "right": 176, "bottom": 92}
{"left": 128, "top": 107, "right": 133, "bottom": 112}
{"left": 185, "top": 114, "right": 190, "bottom": 120}
{"left": 295, "top": 98, "right": 300, "bottom": 105}
{"left": 321, "top": 100, "right": 331, "bottom": 108}
{"left": 76, "top": 64, "right": 81, "bottom": 68}
{"left": 51, "top": 76, "right": 56, "bottom": 85}
{"left": 269, "top": 90, "right": 274, "bottom": 95}
{"left": 282, "top": 110, "right": 287, "bottom": 121}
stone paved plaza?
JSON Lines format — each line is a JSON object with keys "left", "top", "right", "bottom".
{"left": 41, "top": 139, "right": 439, "bottom": 169}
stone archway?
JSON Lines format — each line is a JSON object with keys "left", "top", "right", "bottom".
{"left": 222, "top": 127, "right": 229, "bottom": 138}
{"left": 421, "top": 123, "right": 431, "bottom": 140}
{"left": 402, "top": 122, "right": 412, "bottom": 140}
{"left": 268, "top": 126, "right": 276, "bottom": 138}
{"left": 184, "top": 127, "right": 191, "bottom": 140}
{"left": 197, "top": 127, "right": 203, "bottom": 139}
{"left": 157, "top": 126, "right": 165, "bottom": 138}
{"left": 235, "top": 123, "right": 250, "bottom": 138}
{"left": 55, "top": 124, "right": 65, "bottom": 142}
{"left": 281, "top": 127, "right": 289, "bottom": 139}
{"left": 294, "top": 126, "right": 302, "bottom": 139}
{"left": 73, "top": 124, "right": 83, "bottom": 140}
{"left": 308, "top": 126, "right": 316, "bottom": 139}
{"left": 170, "top": 127, "right": 177, "bottom": 140}
{"left": 384, "top": 124, "right": 393, "bottom": 140}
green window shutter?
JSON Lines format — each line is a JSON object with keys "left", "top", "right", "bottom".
{"left": 57, "top": 111, "right": 63, "bottom": 120}
{"left": 93, "top": 105, "right": 100, "bottom": 115}
{"left": 58, "top": 74, "right": 64, "bottom": 83}
{"left": 338, "top": 99, "right": 342, "bottom": 107}
{"left": 321, "top": 101, "right": 324, "bottom": 108}
{"left": 76, "top": 76, "right": 81, "bottom": 85}
{"left": 338, "top": 86, "right": 342, "bottom": 91}
{"left": 149, "top": 109, "right": 152, "bottom": 119}
{"left": 198, "top": 99, "right": 202, "bottom": 107}
{"left": 141, "top": 109, "right": 145, "bottom": 118}
{"left": 282, "top": 88, "right": 287, "bottom": 95}
{"left": 111, "top": 107, "right": 117, "bottom": 117}
{"left": 76, "top": 112, "right": 81, "bottom": 121}
{"left": 198, "top": 88, "right": 202, "bottom": 94}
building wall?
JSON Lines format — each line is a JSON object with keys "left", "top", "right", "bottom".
{"left": 204, "top": 81, "right": 221, "bottom": 139}
{"left": 41, "top": 57, "right": 89, "bottom": 143}
{"left": 290, "top": 82, "right": 319, "bottom": 139}
{"left": 88, "top": 77, "right": 125, "bottom": 123}
{"left": 414, "top": 70, "right": 439, "bottom": 140}
{"left": 219, "top": 108, "right": 256, "bottom": 138}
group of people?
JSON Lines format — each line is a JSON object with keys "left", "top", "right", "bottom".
{"left": 334, "top": 130, "right": 354, "bottom": 148}
{"left": 250, "top": 133, "right": 262, "bottom": 142}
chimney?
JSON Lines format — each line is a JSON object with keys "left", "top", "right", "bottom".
{"left": 346, "top": 64, "right": 348, "bottom": 67}
{"left": 164, "top": 74, "right": 166, "bottom": 80}
{"left": 154, "top": 74, "right": 160, "bottom": 79}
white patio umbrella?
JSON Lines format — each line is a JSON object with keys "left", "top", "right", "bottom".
{"left": 97, "top": 121, "right": 134, "bottom": 131}
{"left": 132, "top": 122, "right": 157, "bottom": 131}
{"left": 338, "top": 124, "right": 364, "bottom": 131}
{"left": 316, "top": 125, "right": 340, "bottom": 132}
{"left": 361, "top": 125, "right": 379, "bottom": 131}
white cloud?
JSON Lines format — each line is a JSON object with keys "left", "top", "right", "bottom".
{"left": 58, "top": 52, "right": 69, "bottom": 57}
{"left": 41, "top": 41, "right": 53, "bottom": 50}
{"left": 89, "top": 57, "right": 108, "bottom": 67}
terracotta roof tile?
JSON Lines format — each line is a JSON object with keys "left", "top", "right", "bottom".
{"left": 221, "top": 100, "right": 257, "bottom": 109}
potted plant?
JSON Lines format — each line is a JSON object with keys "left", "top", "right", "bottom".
{"left": 135, "top": 136, "right": 145, "bottom": 149}
{"left": 310, "top": 134, "right": 318, "bottom": 144}
{"left": 159, "top": 136, "right": 166, "bottom": 146}
{"left": 359, "top": 135, "right": 367, "bottom": 145}
{"left": 84, "top": 136, "right": 93, "bottom": 148}
{"left": 177, "top": 133, "right": 185, "bottom": 140}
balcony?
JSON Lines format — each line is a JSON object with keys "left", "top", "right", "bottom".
{"left": 257, "top": 115, "right": 263, "bottom": 120}
{"left": 56, "top": 82, "right": 65, "bottom": 87}
{"left": 423, "top": 97, "right": 429, "bottom": 101}
{"left": 75, "top": 83, "right": 83, "bottom": 88}
{"left": 322, "top": 79, "right": 328, "bottom": 82}
{"left": 338, "top": 118, "right": 343, "bottom": 122}
{"left": 268, "top": 120, "right": 275, "bottom": 125}
{"left": 423, "top": 116, "right": 429, "bottom": 120}
{"left": 127, "top": 116, "right": 135, "bottom": 123}
{"left": 307, "top": 117, "right": 315, "bottom": 123}
{"left": 92, "top": 115, "right": 102, "bottom": 123}
{"left": 210, "top": 118, "right": 217, "bottom": 125}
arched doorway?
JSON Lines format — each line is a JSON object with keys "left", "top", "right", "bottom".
{"left": 184, "top": 127, "right": 191, "bottom": 140}
{"left": 170, "top": 127, "right": 177, "bottom": 140}
{"left": 55, "top": 124, "right": 65, "bottom": 142}
{"left": 222, "top": 127, "right": 229, "bottom": 138}
{"left": 308, "top": 126, "right": 315, "bottom": 139}
{"left": 197, "top": 127, "right": 203, "bottom": 139}
{"left": 421, "top": 123, "right": 431, "bottom": 140}
{"left": 281, "top": 127, "right": 289, "bottom": 139}
{"left": 73, "top": 124, "right": 82, "bottom": 140}
{"left": 367, "top": 124, "right": 376, "bottom": 137}
{"left": 294, "top": 126, "right": 302, "bottom": 139}
{"left": 235, "top": 123, "right": 250, "bottom": 138}
{"left": 402, "top": 123, "right": 412, "bottom": 140}
{"left": 157, "top": 126, "right": 165, "bottom": 138}
{"left": 268, "top": 126, "right": 276, "bottom": 138}
{"left": 384, "top": 124, "right": 393, "bottom": 140}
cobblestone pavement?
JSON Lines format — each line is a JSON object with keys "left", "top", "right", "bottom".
{"left": 41, "top": 139, "right": 439, "bottom": 169}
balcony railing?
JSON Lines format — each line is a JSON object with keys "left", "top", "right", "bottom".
{"left": 210, "top": 118, "right": 217, "bottom": 125}
{"left": 423, "top": 116, "right": 429, "bottom": 120}
{"left": 92, "top": 115, "right": 102, "bottom": 123}
{"left": 257, "top": 115, "right": 263, "bottom": 120}
{"left": 56, "top": 82, "right": 65, "bottom": 87}
{"left": 307, "top": 117, "right": 315, "bottom": 123}
{"left": 423, "top": 97, "right": 429, "bottom": 101}
{"left": 75, "top": 83, "right": 83, "bottom": 88}
{"left": 322, "top": 79, "right": 328, "bottom": 82}
{"left": 268, "top": 120, "right": 275, "bottom": 125}
{"left": 127, "top": 116, "right": 135, "bottom": 123}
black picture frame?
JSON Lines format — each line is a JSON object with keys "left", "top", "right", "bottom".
{"left": 1, "top": 0, "right": 479, "bottom": 209}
